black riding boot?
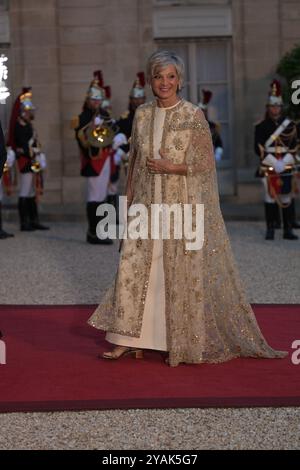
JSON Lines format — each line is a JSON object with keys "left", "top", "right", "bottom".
{"left": 264, "top": 203, "right": 276, "bottom": 240}
{"left": 283, "top": 204, "right": 298, "bottom": 240}
{"left": 290, "top": 199, "right": 300, "bottom": 229}
{"left": 28, "top": 197, "right": 49, "bottom": 230}
{"left": 86, "top": 201, "right": 113, "bottom": 245}
{"left": 0, "top": 202, "right": 14, "bottom": 239}
{"left": 18, "top": 198, "right": 35, "bottom": 231}
{"left": 273, "top": 203, "right": 281, "bottom": 229}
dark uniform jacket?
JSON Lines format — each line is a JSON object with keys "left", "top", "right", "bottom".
{"left": 254, "top": 116, "right": 298, "bottom": 176}
{"left": 0, "top": 121, "right": 7, "bottom": 178}
{"left": 208, "top": 120, "right": 223, "bottom": 150}
{"left": 116, "top": 109, "right": 135, "bottom": 155}
{"left": 14, "top": 120, "right": 36, "bottom": 174}
{"left": 255, "top": 116, "right": 298, "bottom": 159}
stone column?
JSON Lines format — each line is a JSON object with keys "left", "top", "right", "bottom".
{"left": 9, "top": 0, "right": 63, "bottom": 204}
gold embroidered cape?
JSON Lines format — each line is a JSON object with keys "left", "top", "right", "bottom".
{"left": 88, "top": 99, "right": 287, "bottom": 367}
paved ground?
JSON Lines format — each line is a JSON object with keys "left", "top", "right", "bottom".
{"left": 0, "top": 220, "right": 299, "bottom": 304}
{"left": 0, "top": 220, "right": 299, "bottom": 449}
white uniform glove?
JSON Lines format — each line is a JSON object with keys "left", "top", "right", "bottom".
{"left": 112, "top": 133, "right": 128, "bottom": 150}
{"left": 6, "top": 148, "right": 16, "bottom": 167}
{"left": 94, "top": 116, "right": 103, "bottom": 127}
{"left": 214, "top": 146, "right": 223, "bottom": 162}
{"left": 36, "top": 152, "right": 47, "bottom": 170}
{"left": 114, "top": 148, "right": 126, "bottom": 165}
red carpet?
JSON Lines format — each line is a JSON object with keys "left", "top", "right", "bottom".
{"left": 0, "top": 304, "right": 299, "bottom": 412}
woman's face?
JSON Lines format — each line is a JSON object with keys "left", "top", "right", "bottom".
{"left": 151, "top": 64, "right": 180, "bottom": 101}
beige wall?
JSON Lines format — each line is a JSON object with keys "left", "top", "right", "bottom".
{"left": 9, "top": 0, "right": 63, "bottom": 203}
{"left": 4, "top": 0, "right": 300, "bottom": 202}
{"left": 8, "top": 0, "right": 155, "bottom": 203}
{"left": 59, "top": 0, "right": 154, "bottom": 203}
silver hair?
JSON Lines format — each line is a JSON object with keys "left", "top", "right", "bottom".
{"left": 146, "top": 50, "right": 185, "bottom": 91}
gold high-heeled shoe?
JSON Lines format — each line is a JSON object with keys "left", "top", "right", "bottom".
{"left": 101, "top": 346, "right": 144, "bottom": 360}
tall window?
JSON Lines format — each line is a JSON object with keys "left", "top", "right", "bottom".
{"left": 157, "top": 39, "right": 232, "bottom": 167}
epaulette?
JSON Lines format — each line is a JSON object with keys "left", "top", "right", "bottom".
{"left": 120, "top": 110, "right": 130, "bottom": 120}
{"left": 70, "top": 115, "right": 79, "bottom": 129}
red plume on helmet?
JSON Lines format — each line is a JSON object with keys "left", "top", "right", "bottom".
{"left": 202, "top": 89, "right": 213, "bottom": 105}
{"left": 270, "top": 79, "right": 281, "bottom": 97}
{"left": 93, "top": 70, "right": 104, "bottom": 88}
{"left": 137, "top": 72, "right": 145, "bottom": 88}
{"left": 22, "top": 86, "right": 32, "bottom": 95}
{"left": 104, "top": 86, "right": 111, "bottom": 99}
{"left": 198, "top": 89, "right": 213, "bottom": 110}
{"left": 130, "top": 72, "right": 146, "bottom": 98}
{"left": 7, "top": 87, "right": 33, "bottom": 148}
{"left": 267, "top": 79, "right": 283, "bottom": 106}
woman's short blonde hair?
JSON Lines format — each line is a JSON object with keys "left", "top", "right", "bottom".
{"left": 146, "top": 50, "right": 185, "bottom": 91}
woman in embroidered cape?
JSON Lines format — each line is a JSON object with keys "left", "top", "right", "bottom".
{"left": 88, "top": 51, "right": 287, "bottom": 367}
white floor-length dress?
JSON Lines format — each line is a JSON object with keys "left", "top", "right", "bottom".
{"left": 105, "top": 104, "right": 179, "bottom": 351}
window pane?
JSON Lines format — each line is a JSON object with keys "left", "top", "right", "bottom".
{"left": 196, "top": 42, "right": 227, "bottom": 82}
{"left": 198, "top": 84, "right": 228, "bottom": 122}
{"left": 196, "top": 41, "right": 230, "bottom": 163}
{"left": 180, "top": 82, "right": 190, "bottom": 100}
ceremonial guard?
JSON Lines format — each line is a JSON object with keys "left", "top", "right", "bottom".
{"left": 0, "top": 119, "right": 14, "bottom": 239}
{"left": 101, "top": 85, "right": 113, "bottom": 116}
{"left": 198, "top": 89, "right": 223, "bottom": 162}
{"left": 0, "top": 144, "right": 15, "bottom": 239}
{"left": 254, "top": 80, "right": 299, "bottom": 240}
{"left": 7, "top": 87, "right": 48, "bottom": 232}
{"left": 0, "top": 120, "right": 6, "bottom": 178}
{"left": 116, "top": 72, "right": 146, "bottom": 172}
{"left": 101, "top": 85, "right": 126, "bottom": 223}
{"left": 72, "top": 71, "right": 120, "bottom": 244}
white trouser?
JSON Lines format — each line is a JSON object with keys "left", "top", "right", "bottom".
{"left": 261, "top": 177, "right": 291, "bottom": 204}
{"left": 19, "top": 173, "right": 35, "bottom": 198}
{"left": 86, "top": 157, "right": 110, "bottom": 202}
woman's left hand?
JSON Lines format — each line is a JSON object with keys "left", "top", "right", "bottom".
{"left": 146, "top": 149, "right": 174, "bottom": 175}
